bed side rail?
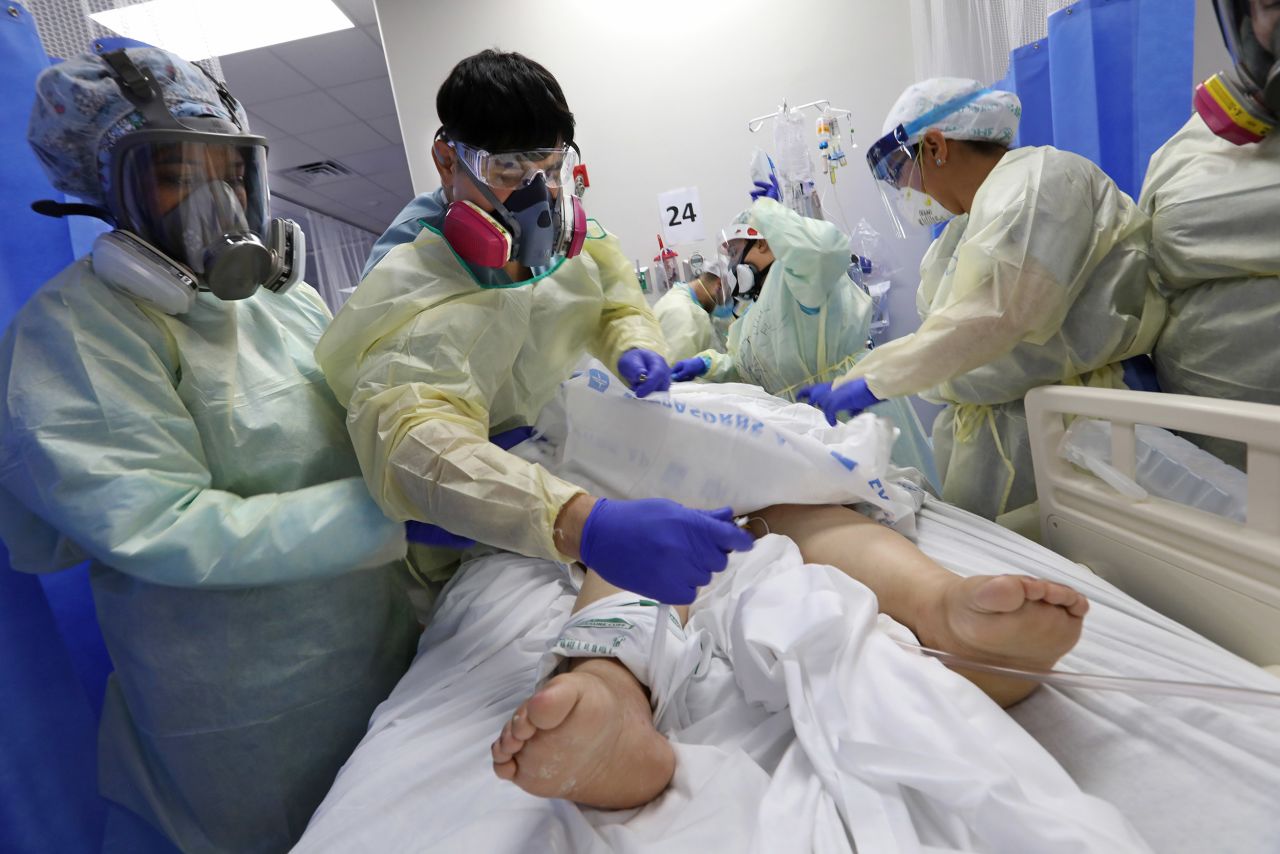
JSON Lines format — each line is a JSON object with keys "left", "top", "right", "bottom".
{"left": 1026, "top": 387, "right": 1280, "bottom": 666}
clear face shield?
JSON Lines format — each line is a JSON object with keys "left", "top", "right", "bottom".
{"left": 108, "top": 130, "right": 299, "bottom": 299}
{"left": 693, "top": 256, "right": 737, "bottom": 318}
{"left": 866, "top": 125, "right": 953, "bottom": 239}
{"left": 719, "top": 232, "right": 760, "bottom": 308}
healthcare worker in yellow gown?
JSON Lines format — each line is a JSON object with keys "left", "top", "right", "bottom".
{"left": 1, "top": 47, "right": 420, "bottom": 852}
{"left": 1141, "top": 0, "right": 1280, "bottom": 469}
{"left": 672, "top": 202, "right": 938, "bottom": 484}
{"left": 652, "top": 259, "right": 734, "bottom": 361}
{"left": 799, "top": 78, "right": 1166, "bottom": 521}
{"left": 317, "top": 50, "right": 752, "bottom": 605}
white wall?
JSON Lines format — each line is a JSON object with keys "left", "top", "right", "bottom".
{"left": 1192, "top": 0, "right": 1234, "bottom": 85}
{"left": 374, "top": 0, "right": 925, "bottom": 279}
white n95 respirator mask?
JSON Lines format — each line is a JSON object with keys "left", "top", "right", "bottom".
{"left": 893, "top": 184, "right": 953, "bottom": 230}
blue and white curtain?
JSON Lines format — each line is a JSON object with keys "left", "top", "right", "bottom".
{"left": 912, "top": 0, "right": 1197, "bottom": 198}
{"left": 994, "top": 0, "right": 1197, "bottom": 198}
{"left": 1, "top": 5, "right": 113, "bottom": 852}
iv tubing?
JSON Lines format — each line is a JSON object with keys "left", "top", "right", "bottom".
{"left": 649, "top": 603, "right": 671, "bottom": 680}
{"left": 897, "top": 639, "right": 1280, "bottom": 708}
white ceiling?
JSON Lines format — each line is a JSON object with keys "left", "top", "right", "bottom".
{"left": 218, "top": 0, "right": 411, "bottom": 234}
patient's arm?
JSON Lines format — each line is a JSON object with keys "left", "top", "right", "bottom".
{"left": 753, "top": 504, "right": 1088, "bottom": 707}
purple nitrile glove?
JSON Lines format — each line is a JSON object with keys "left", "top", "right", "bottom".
{"left": 617, "top": 348, "right": 672, "bottom": 397}
{"left": 579, "top": 498, "right": 754, "bottom": 605}
{"left": 405, "top": 521, "right": 476, "bottom": 549}
{"left": 750, "top": 173, "right": 781, "bottom": 201}
{"left": 797, "top": 377, "right": 881, "bottom": 425}
{"left": 671, "top": 355, "right": 710, "bottom": 382}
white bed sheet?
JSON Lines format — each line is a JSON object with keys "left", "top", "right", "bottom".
{"left": 919, "top": 502, "right": 1280, "bottom": 854}
{"left": 295, "top": 501, "right": 1280, "bottom": 854}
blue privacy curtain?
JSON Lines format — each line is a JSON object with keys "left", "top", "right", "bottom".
{"left": 995, "top": 0, "right": 1196, "bottom": 198}
{"left": 0, "top": 4, "right": 111, "bottom": 853}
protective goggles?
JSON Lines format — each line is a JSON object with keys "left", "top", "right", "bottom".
{"left": 447, "top": 139, "right": 580, "bottom": 190}
{"left": 108, "top": 130, "right": 271, "bottom": 273}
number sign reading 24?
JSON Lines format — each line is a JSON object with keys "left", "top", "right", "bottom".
{"left": 658, "top": 186, "right": 705, "bottom": 245}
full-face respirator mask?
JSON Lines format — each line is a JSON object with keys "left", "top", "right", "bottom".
{"left": 34, "top": 49, "right": 304, "bottom": 315}
{"left": 1195, "top": 0, "right": 1280, "bottom": 144}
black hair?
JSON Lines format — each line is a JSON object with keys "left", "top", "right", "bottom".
{"left": 437, "top": 49, "right": 575, "bottom": 151}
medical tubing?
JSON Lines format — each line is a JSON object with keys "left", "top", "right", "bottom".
{"left": 648, "top": 603, "right": 671, "bottom": 685}
{"left": 643, "top": 519, "right": 764, "bottom": 685}
{"left": 898, "top": 640, "right": 1280, "bottom": 708}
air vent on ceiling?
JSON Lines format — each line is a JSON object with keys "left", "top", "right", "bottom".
{"left": 280, "top": 160, "right": 354, "bottom": 186}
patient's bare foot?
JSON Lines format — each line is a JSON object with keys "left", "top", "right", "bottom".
{"left": 491, "top": 657, "right": 675, "bottom": 809}
{"left": 917, "top": 574, "right": 1089, "bottom": 707}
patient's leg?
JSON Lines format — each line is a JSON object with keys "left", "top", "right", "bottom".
{"left": 490, "top": 572, "right": 682, "bottom": 809}
{"left": 754, "top": 504, "right": 1088, "bottom": 707}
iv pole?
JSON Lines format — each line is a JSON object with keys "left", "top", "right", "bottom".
{"left": 747, "top": 98, "right": 853, "bottom": 133}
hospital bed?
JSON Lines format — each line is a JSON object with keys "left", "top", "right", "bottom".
{"left": 1027, "top": 385, "right": 1280, "bottom": 671}
{"left": 294, "top": 388, "right": 1280, "bottom": 853}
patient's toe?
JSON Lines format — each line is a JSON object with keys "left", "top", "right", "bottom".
{"left": 524, "top": 677, "right": 580, "bottom": 733}
{"left": 971, "top": 575, "right": 1028, "bottom": 613}
{"left": 492, "top": 756, "right": 517, "bottom": 781}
